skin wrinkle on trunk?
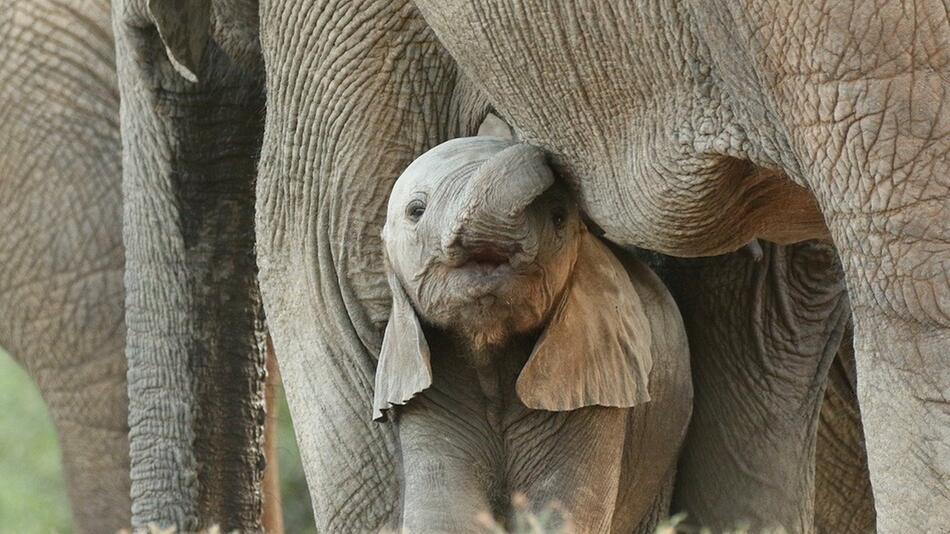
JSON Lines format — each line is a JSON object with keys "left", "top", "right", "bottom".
{"left": 0, "top": 1, "right": 130, "bottom": 532}
{"left": 113, "top": 0, "right": 268, "bottom": 529}
{"left": 665, "top": 241, "right": 850, "bottom": 533}
{"left": 453, "top": 144, "right": 555, "bottom": 250}
{"left": 256, "top": 0, "right": 490, "bottom": 530}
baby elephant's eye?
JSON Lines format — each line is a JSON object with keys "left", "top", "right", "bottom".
{"left": 406, "top": 200, "right": 426, "bottom": 222}
{"left": 551, "top": 206, "right": 567, "bottom": 229}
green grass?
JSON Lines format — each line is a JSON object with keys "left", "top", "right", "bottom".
{"left": 0, "top": 349, "right": 317, "bottom": 533}
{"left": 274, "top": 388, "right": 317, "bottom": 534}
{"left": 0, "top": 350, "right": 72, "bottom": 533}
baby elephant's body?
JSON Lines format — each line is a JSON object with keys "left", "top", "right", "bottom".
{"left": 376, "top": 137, "right": 691, "bottom": 533}
{"left": 399, "top": 338, "right": 628, "bottom": 533}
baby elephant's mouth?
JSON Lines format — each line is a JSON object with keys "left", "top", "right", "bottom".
{"left": 449, "top": 241, "right": 525, "bottom": 269}
{"left": 440, "top": 243, "right": 529, "bottom": 301}
{"left": 464, "top": 246, "right": 511, "bottom": 267}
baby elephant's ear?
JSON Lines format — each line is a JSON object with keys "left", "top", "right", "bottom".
{"left": 372, "top": 271, "right": 432, "bottom": 421}
{"left": 517, "top": 232, "right": 654, "bottom": 411}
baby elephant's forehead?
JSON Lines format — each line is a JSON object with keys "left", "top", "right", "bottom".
{"left": 391, "top": 137, "right": 514, "bottom": 198}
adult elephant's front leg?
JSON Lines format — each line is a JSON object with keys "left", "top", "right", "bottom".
{"left": 821, "top": 136, "right": 950, "bottom": 532}
{"left": 255, "top": 1, "right": 488, "bottom": 530}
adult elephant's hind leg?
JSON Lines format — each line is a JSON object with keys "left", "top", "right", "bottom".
{"left": 713, "top": 3, "right": 950, "bottom": 526}
{"left": 0, "top": 1, "right": 129, "bottom": 532}
{"left": 666, "top": 242, "right": 850, "bottom": 533}
{"left": 814, "top": 328, "right": 876, "bottom": 533}
{"left": 822, "top": 183, "right": 950, "bottom": 531}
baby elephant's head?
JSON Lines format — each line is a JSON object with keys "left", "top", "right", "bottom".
{"left": 384, "top": 137, "right": 578, "bottom": 349}
{"left": 374, "top": 137, "right": 656, "bottom": 420}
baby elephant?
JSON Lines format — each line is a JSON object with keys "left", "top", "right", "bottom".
{"left": 375, "top": 137, "right": 692, "bottom": 533}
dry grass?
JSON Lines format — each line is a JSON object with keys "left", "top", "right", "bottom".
{"left": 120, "top": 515, "right": 776, "bottom": 534}
{"left": 118, "top": 495, "right": 781, "bottom": 534}
{"left": 119, "top": 512, "right": 775, "bottom": 534}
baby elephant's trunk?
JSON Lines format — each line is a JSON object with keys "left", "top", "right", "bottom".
{"left": 446, "top": 144, "right": 554, "bottom": 258}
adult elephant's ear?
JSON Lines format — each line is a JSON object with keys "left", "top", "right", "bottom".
{"left": 147, "top": 0, "right": 211, "bottom": 83}
{"left": 517, "top": 231, "right": 656, "bottom": 411}
{"left": 372, "top": 270, "right": 432, "bottom": 421}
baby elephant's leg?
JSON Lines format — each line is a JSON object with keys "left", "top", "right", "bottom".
{"left": 397, "top": 395, "right": 499, "bottom": 533}
{"left": 506, "top": 406, "right": 628, "bottom": 533}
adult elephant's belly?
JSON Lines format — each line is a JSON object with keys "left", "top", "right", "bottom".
{"left": 416, "top": 0, "right": 828, "bottom": 256}
{"left": 549, "top": 144, "right": 828, "bottom": 257}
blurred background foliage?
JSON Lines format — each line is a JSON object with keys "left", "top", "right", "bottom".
{"left": 0, "top": 349, "right": 316, "bottom": 533}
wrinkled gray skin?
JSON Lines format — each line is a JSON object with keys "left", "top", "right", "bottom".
{"left": 815, "top": 328, "right": 876, "bottom": 534}
{"left": 254, "top": 1, "right": 945, "bottom": 531}
{"left": 111, "top": 0, "right": 269, "bottom": 530}
{"left": 376, "top": 138, "right": 691, "bottom": 532}
{"left": 0, "top": 1, "right": 130, "bottom": 532}
{"left": 659, "top": 241, "right": 871, "bottom": 532}
{"left": 409, "top": 4, "right": 948, "bottom": 531}
{"left": 111, "top": 0, "right": 945, "bottom": 531}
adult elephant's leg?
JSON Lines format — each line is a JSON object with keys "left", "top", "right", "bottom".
{"left": 819, "top": 148, "right": 950, "bottom": 532}
{"left": 112, "top": 1, "right": 268, "bottom": 530}
{"left": 801, "top": 31, "right": 950, "bottom": 534}
{"left": 0, "top": 2, "right": 129, "bottom": 531}
{"left": 694, "top": 3, "right": 949, "bottom": 528}
{"left": 256, "top": 1, "right": 487, "bottom": 530}
{"left": 665, "top": 242, "right": 850, "bottom": 532}
{"left": 814, "top": 327, "right": 876, "bottom": 533}
{"left": 811, "top": 85, "right": 950, "bottom": 531}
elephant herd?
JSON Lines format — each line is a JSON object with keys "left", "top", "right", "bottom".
{"left": 1, "top": 0, "right": 946, "bottom": 533}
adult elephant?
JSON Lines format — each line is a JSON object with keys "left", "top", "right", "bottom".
{"left": 115, "top": 0, "right": 946, "bottom": 531}
{"left": 251, "top": 1, "right": 946, "bottom": 531}
{"left": 0, "top": 1, "right": 129, "bottom": 532}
